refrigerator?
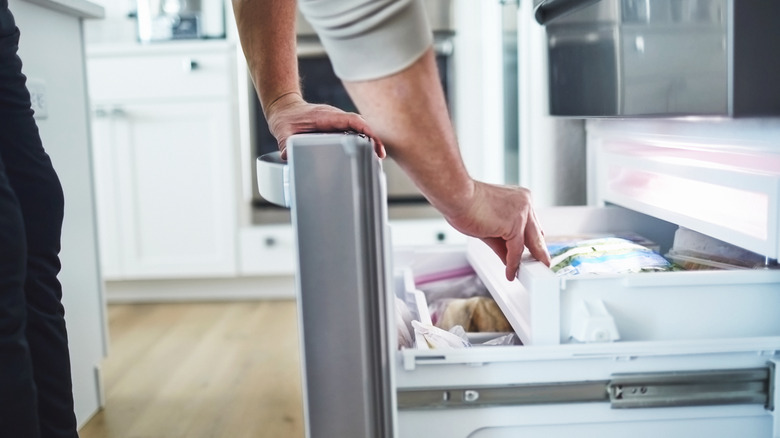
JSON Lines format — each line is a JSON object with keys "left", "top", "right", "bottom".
{"left": 254, "top": 2, "right": 780, "bottom": 436}
{"left": 258, "top": 131, "right": 780, "bottom": 438}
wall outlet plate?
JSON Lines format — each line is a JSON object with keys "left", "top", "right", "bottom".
{"left": 27, "top": 78, "right": 48, "bottom": 120}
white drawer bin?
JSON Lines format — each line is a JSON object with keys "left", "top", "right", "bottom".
{"left": 466, "top": 206, "right": 780, "bottom": 346}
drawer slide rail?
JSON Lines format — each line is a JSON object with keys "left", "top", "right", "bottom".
{"left": 398, "top": 366, "right": 773, "bottom": 411}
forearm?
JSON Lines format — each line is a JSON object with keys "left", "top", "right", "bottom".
{"left": 231, "top": 0, "right": 300, "bottom": 113}
{"left": 343, "top": 48, "right": 475, "bottom": 218}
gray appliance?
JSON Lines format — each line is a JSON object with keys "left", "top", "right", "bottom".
{"left": 135, "top": 0, "right": 224, "bottom": 42}
{"left": 535, "top": 0, "right": 780, "bottom": 117}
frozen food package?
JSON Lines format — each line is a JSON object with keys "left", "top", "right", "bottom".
{"left": 415, "top": 267, "right": 489, "bottom": 303}
{"left": 436, "top": 296, "right": 512, "bottom": 333}
{"left": 667, "top": 227, "right": 768, "bottom": 270}
{"left": 412, "top": 320, "right": 471, "bottom": 349}
{"left": 546, "top": 232, "right": 661, "bottom": 254}
{"left": 395, "top": 296, "right": 415, "bottom": 349}
{"left": 415, "top": 268, "right": 513, "bottom": 336}
{"left": 548, "top": 236, "right": 673, "bottom": 276}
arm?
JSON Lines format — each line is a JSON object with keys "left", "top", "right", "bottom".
{"left": 231, "top": 0, "right": 298, "bottom": 115}
{"left": 232, "top": 0, "right": 549, "bottom": 279}
{"left": 230, "top": 0, "right": 385, "bottom": 158}
{"left": 344, "top": 49, "right": 551, "bottom": 280}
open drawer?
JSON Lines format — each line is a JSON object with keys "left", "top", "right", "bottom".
{"left": 465, "top": 205, "right": 780, "bottom": 347}
{"left": 397, "top": 205, "right": 780, "bottom": 349}
{"left": 390, "top": 209, "right": 780, "bottom": 437}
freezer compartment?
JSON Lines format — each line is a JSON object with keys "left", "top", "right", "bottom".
{"left": 466, "top": 205, "right": 780, "bottom": 347}
{"left": 588, "top": 119, "right": 780, "bottom": 260}
{"left": 392, "top": 238, "right": 780, "bottom": 436}
{"left": 393, "top": 247, "right": 517, "bottom": 350}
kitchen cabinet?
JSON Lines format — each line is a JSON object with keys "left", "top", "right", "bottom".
{"left": 87, "top": 43, "right": 239, "bottom": 279}
{"left": 238, "top": 219, "right": 465, "bottom": 277}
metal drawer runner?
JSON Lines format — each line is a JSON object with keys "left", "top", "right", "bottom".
{"left": 398, "top": 365, "right": 775, "bottom": 411}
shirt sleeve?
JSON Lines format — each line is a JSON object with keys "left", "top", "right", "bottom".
{"left": 298, "top": 0, "right": 433, "bottom": 81}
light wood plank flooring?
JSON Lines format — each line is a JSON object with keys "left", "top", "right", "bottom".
{"left": 79, "top": 301, "right": 304, "bottom": 438}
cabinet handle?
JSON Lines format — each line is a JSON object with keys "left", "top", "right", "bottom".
{"left": 93, "top": 106, "right": 126, "bottom": 118}
{"left": 264, "top": 237, "right": 276, "bottom": 247}
{"left": 182, "top": 59, "right": 200, "bottom": 72}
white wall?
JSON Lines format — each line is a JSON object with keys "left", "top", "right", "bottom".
{"left": 452, "top": 0, "right": 505, "bottom": 185}
{"left": 11, "top": 0, "right": 108, "bottom": 428}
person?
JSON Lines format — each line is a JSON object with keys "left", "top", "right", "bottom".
{"left": 231, "top": 0, "right": 551, "bottom": 280}
{"left": 0, "top": 1, "right": 79, "bottom": 437}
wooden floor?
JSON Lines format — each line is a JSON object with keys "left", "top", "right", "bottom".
{"left": 79, "top": 301, "right": 304, "bottom": 438}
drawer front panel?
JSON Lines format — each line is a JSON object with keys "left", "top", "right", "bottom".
{"left": 239, "top": 225, "right": 297, "bottom": 276}
{"left": 88, "top": 51, "right": 232, "bottom": 101}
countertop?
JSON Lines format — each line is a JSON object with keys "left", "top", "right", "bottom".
{"left": 21, "top": 0, "right": 103, "bottom": 18}
{"left": 86, "top": 38, "right": 235, "bottom": 57}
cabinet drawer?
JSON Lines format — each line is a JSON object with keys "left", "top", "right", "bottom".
{"left": 239, "top": 225, "right": 297, "bottom": 276}
{"left": 87, "top": 50, "right": 233, "bottom": 101}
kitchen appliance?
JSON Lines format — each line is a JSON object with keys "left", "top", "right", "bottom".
{"left": 257, "top": 130, "right": 780, "bottom": 437}
{"left": 536, "top": 0, "right": 780, "bottom": 117}
{"left": 135, "top": 0, "right": 224, "bottom": 42}
{"left": 253, "top": 0, "right": 780, "bottom": 434}
{"left": 249, "top": 1, "right": 455, "bottom": 224}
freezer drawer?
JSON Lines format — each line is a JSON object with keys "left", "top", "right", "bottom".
{"left": 393, "top": 226, "right": 780, "bottom": 437}
{"left": 588, "top": 119, "right": 780, "bottom": 259}
{"left": 466, "top": 206, "right": 780, "bottom": 346}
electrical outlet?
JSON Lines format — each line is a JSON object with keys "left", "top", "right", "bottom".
{"left": 27, "top": 78, "right": 48, "bottom": 120}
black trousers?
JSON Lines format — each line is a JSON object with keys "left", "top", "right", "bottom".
{"left": 0, "top": 2, "right": 78, "bottom": 437}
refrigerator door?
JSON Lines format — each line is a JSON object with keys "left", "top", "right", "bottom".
{"left": 537, "top": 0, "right": 780, "bottom": 117}
{"left": 287, "top": 133, "right": 397, "bottom": 438}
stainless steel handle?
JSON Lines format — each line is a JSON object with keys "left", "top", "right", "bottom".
{"left": 256, "top": 152, "right": 290, "bottom": 208}
{"left": 534, "top": 0, "right": 602, "bottom": 24}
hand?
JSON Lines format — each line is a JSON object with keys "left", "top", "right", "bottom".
{"left": 265, "top": 92, "right": 386, "bottom": 159}
{"left": 443, "top": 181, "right": 551, "bottom": 281}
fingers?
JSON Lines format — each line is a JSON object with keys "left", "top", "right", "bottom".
{"left": 313, "top": 110, "right": 386, "bottom": 158}
{"left": 271, "top": 103, "right": 386, "bottom": 159}
{"left": 525, "top": 209, "right": 551, "bottom": 267}
{"left": 278, "top": 137, "right": 289, "bottom": 160}
{"left": 482, "top": 237, "right": 508, "bottom": 265}
{"left": 481, "top": 236, "right": 518, "bottom": 282}
{"left": 504, "top": 221, "right": 527, "bottom": 282}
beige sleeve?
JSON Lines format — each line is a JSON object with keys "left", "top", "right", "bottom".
{"left": 298, "top": 0, "right": 433, "bottom": 81}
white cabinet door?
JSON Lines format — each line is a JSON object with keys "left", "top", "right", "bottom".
{"left": 90, "top": 109, "right": 123, "bottom": 278}
{"left": 91, "top": 100, "right": 237, "bottom": 279}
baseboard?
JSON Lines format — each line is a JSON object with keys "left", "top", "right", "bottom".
{"left": 104, "top": 276, "right": 296, "bottom": 303}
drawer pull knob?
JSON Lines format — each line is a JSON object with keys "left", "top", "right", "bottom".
{"left": 264, "top": 237, "right": 276, "bottom": 247}
{"left": 183, "top": 59, "right": 200, "bottom": 72}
